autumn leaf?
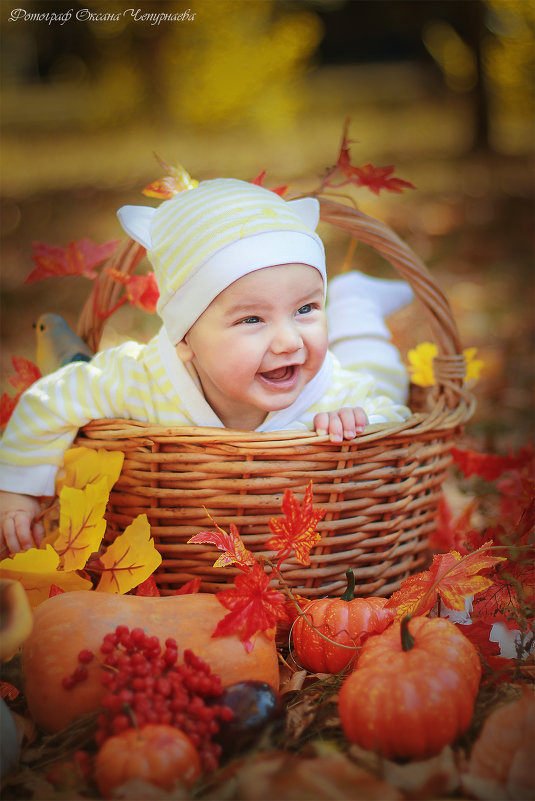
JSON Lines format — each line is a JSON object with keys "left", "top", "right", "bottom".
{"left": 251, "top": 170, "right": 289, "bottom": 197}
{"left": 464, "top": 347, "right": 485, "bottom": 383}
{"left": 106, "top": 269, "right": 159, "bottom": 314}
{"left": 213, "top": 561, "right": 287, "bottom": 651}
{"left": 7, "top": 356, "right": 42, "bottom": 393}
{"left": 407, "top": 342, "right": 438, "bottom": 387}
{"left": 56, "top": 446, "right": 124, "bottom": 493}
{"left": 0, "top": 393, "right": 18, "bottom": 431}
{"left": 54, "top": 477, "right": 109, "bottom": 571}
{"left": 96, "top": 514, "right": 162, "bottom": 594}
{"left": 454, "top": 619, "right": 502, "bottom": 664}
{"left": 142, "top": 156, "right": 198, "bottom": 198}
{"left": 451, "top": 446, "right": 533, "bottom": 481}
{"left": 266, "top": 483, "right": 325, "bottom": 566}
{"left": 431, "top": 496, "right": 478, "bottom": 554}
{"left": 174, "top": 578, "right": 202, "bottom": 595}
{"left": 334, "top": 118, "right": 415, "bottom": 195}
{"left": 0, "top": 357, "right": 42, "bottom": 430}
{"left": 135, "top": 575, "right": 160, "bottom": 596}
{"left": 188, "top": 521, "right": 256, "bottom": 569}
{"left": 0, "top": 546, "right": 91, "bottom": 608}
{"left": 386, "top": 545, "right": 506, "bottom": 619}
{"left": 25, "top": 238, "right": 119, "bottom": 284}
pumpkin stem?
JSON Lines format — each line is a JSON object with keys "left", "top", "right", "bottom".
{"left": 401, "top": 615, "right": 415, "bottom": 651}
{"left": 340, "top": 570, "right": 356, "bottom": 601}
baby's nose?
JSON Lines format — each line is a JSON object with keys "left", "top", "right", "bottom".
{"left": 270, "top": 322, "right": 304, "bottom": 354}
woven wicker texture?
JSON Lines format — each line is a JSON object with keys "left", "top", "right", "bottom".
{"left": 76, "top": 197, "right": 476, "bottom": 598}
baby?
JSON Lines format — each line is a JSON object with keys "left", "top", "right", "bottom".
{"left": 0, "top": 178, "right": 411, "bottom": 554}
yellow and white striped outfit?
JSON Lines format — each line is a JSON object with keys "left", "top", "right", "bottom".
{"left": 0, "top": 327, "right": 409, "bottom": 497}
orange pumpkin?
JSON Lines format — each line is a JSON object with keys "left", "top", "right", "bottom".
{"left": 338, "top": 616, "right": 482, "bottom": 760}
{"left": 22, "top": 591, "right": 279, "bottom": 732}
{"left": 292, "top": 571, "right": 395, "bottom": 673}
{"left": 94, "top": 725, "right": 201, "bottom": 797}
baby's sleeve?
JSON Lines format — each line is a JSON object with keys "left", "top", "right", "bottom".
{"left": 0, "top": 342, "right": 143, "bottom": 497}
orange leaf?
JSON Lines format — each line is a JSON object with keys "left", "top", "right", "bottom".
{"left": 213, "top": 562, "right": 287, "bottom": 651}
{"left": 96, "top": 514, "right": 162, "bottom": 594}
{"left": 142, "top": 156, "right": 198, "bottom": 198}
{"left": 387, "top": 544, "right": 505, "bottom": 619}
{"left": 25, "top": 238, "right": 119, "bottom": 284}
{"left": 430, "top": 547, "right": 506, "bottom": 611}
{"left": 7, "top": 356, "right": 42, "bottom": 393}
{"left": 188, "top": 521, "right": 256, "bottom": 569}
{"left": 266, "top": 483, "right": 324, "bottom": 566}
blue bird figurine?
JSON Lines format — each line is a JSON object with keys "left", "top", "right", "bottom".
{"left": 34, "top": 313, "right": 93, "bottom": 374}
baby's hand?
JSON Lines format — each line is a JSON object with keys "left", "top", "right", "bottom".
{"left": 0, "top": 491, "right": 44, "bottom": 556}
{"left": 314, "top": 406, "right": 368, "bottom": 443}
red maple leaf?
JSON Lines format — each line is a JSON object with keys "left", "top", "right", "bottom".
{"left": 0, "top": 356, "right": 42, "bottom": 430}
{"left": 352, "top": 163, "right": 416, "bottom": 195}
{"left": 451, "top": 446, "right": 533, "bottom": 482}
{"left": 188, "top": 521, "right": 256, "bottom": 569}
{"left": 135, "top": 575, "right": 161, "bottom": 596}
{"left": 213, "top": 562, "right": 287, "bottom": 651}
{"left": 49, "top": 584, "right": 65, "bottom": 598}
{"left": 332, "top": 119, "right": 415, "bottom": 195}
{"left": 454, "top": 619, "right": 501, "bottom": 661}
{"left": 106, "top": 269, "right": 160, "bottom": 314}
{"left": 266, "top": 482, "right": 325, "bottom": 566}
{"left": 25, "top": 238, "right": 119, "bottom": 284}
{"left": 251, "top": 170, "right": 289, "bottom": 197}
{"left": 430, "top": 496, "right": 478, "bottom": 554}
{"left": 174, "top": 578, "right": 201, "bottom": 595}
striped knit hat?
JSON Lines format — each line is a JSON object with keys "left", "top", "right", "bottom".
{"left": 117, "top": 178, "right": 326, "bottom": 344}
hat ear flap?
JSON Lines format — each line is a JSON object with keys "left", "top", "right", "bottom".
{"left": 286, "top": 197, "right": 320, "bottom": 231}
{"left": 117, "top": 205, "right": 156, "bottom": 250}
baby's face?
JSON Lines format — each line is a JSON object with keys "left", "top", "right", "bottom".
{"left": 176, "top": 263, "right": 328, "bottom": 430}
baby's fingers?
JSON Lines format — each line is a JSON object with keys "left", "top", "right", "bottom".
{"left": 1, "top": 512, "right": 34, "bottom": 553}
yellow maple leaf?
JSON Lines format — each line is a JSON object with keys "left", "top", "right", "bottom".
{"left": 54, "top": 477, "right": 109, "bottom": 571}
{"left": 96, "top": 514, "right": 162, "bottom": 594}
{"left": 408, "top": 342, "right": 484, "bottom": 387}
{"left": 407, "top": 342, "right": 438, "bottom": 387}
{"left": 464, "top": 347, "right": 484, "bottom": 383}
{"left": 56, "top": 446, "right": 124, "bottom": 493}
{"left": 0, "top": 546, "right": 91, "bottom": 608}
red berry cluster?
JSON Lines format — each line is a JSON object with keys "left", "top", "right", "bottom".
{"left": 61, "top": 648, "right": 94, "bottom": 690}
{"left": 94, "top": 626, "right": 233, "bottom": 773}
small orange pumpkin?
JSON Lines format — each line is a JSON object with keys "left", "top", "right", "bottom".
{"left": 94, "top": 725, "right": 201, "bottom": 797}
{"left": 338, "top": 615, "right": 482, "bottom": 760}
{"left": 292, "top": 570, "right": 395, "bottom": 673}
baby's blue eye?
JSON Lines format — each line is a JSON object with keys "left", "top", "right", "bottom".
{"left": 242, "top": 316, "right": 260, "bottom": 324}
{"left": 297, "top": 304, "right": 312, "bottom": 315}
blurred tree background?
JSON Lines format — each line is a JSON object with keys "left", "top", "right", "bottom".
{"left": 1, "top": 0, "right": 533, "bottom": 448}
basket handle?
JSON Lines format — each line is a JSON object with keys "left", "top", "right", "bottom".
{"left": 318, "top": 197, "right": 468, "bottom": 391}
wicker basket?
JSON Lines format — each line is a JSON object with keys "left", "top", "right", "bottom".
{"left": 75, "top": 197, "right": 475, "bottom": 598}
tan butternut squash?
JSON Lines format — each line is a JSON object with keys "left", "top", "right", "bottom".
{"left": 22, "top": 591, "right": 279, "bottom": 732}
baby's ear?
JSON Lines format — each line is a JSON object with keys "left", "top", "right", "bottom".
{"left": 175, "top": 338, "right": 194, "bottom": 362}
{"left": 287, "top": 197, "right": 320, "bottom": 231}
{"left": 117, "top": 205, "right": 156, "bottom": 250}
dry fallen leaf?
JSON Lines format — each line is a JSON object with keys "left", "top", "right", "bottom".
{"left": 461, "top": 684, "right": 535, "bottom": 800}
{"left": 210, "top": 750, "right": 403, "bottom": 801}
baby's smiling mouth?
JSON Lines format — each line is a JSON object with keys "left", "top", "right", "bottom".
{"left": 258, "top": 364, "right": 300, "bottom": 386}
